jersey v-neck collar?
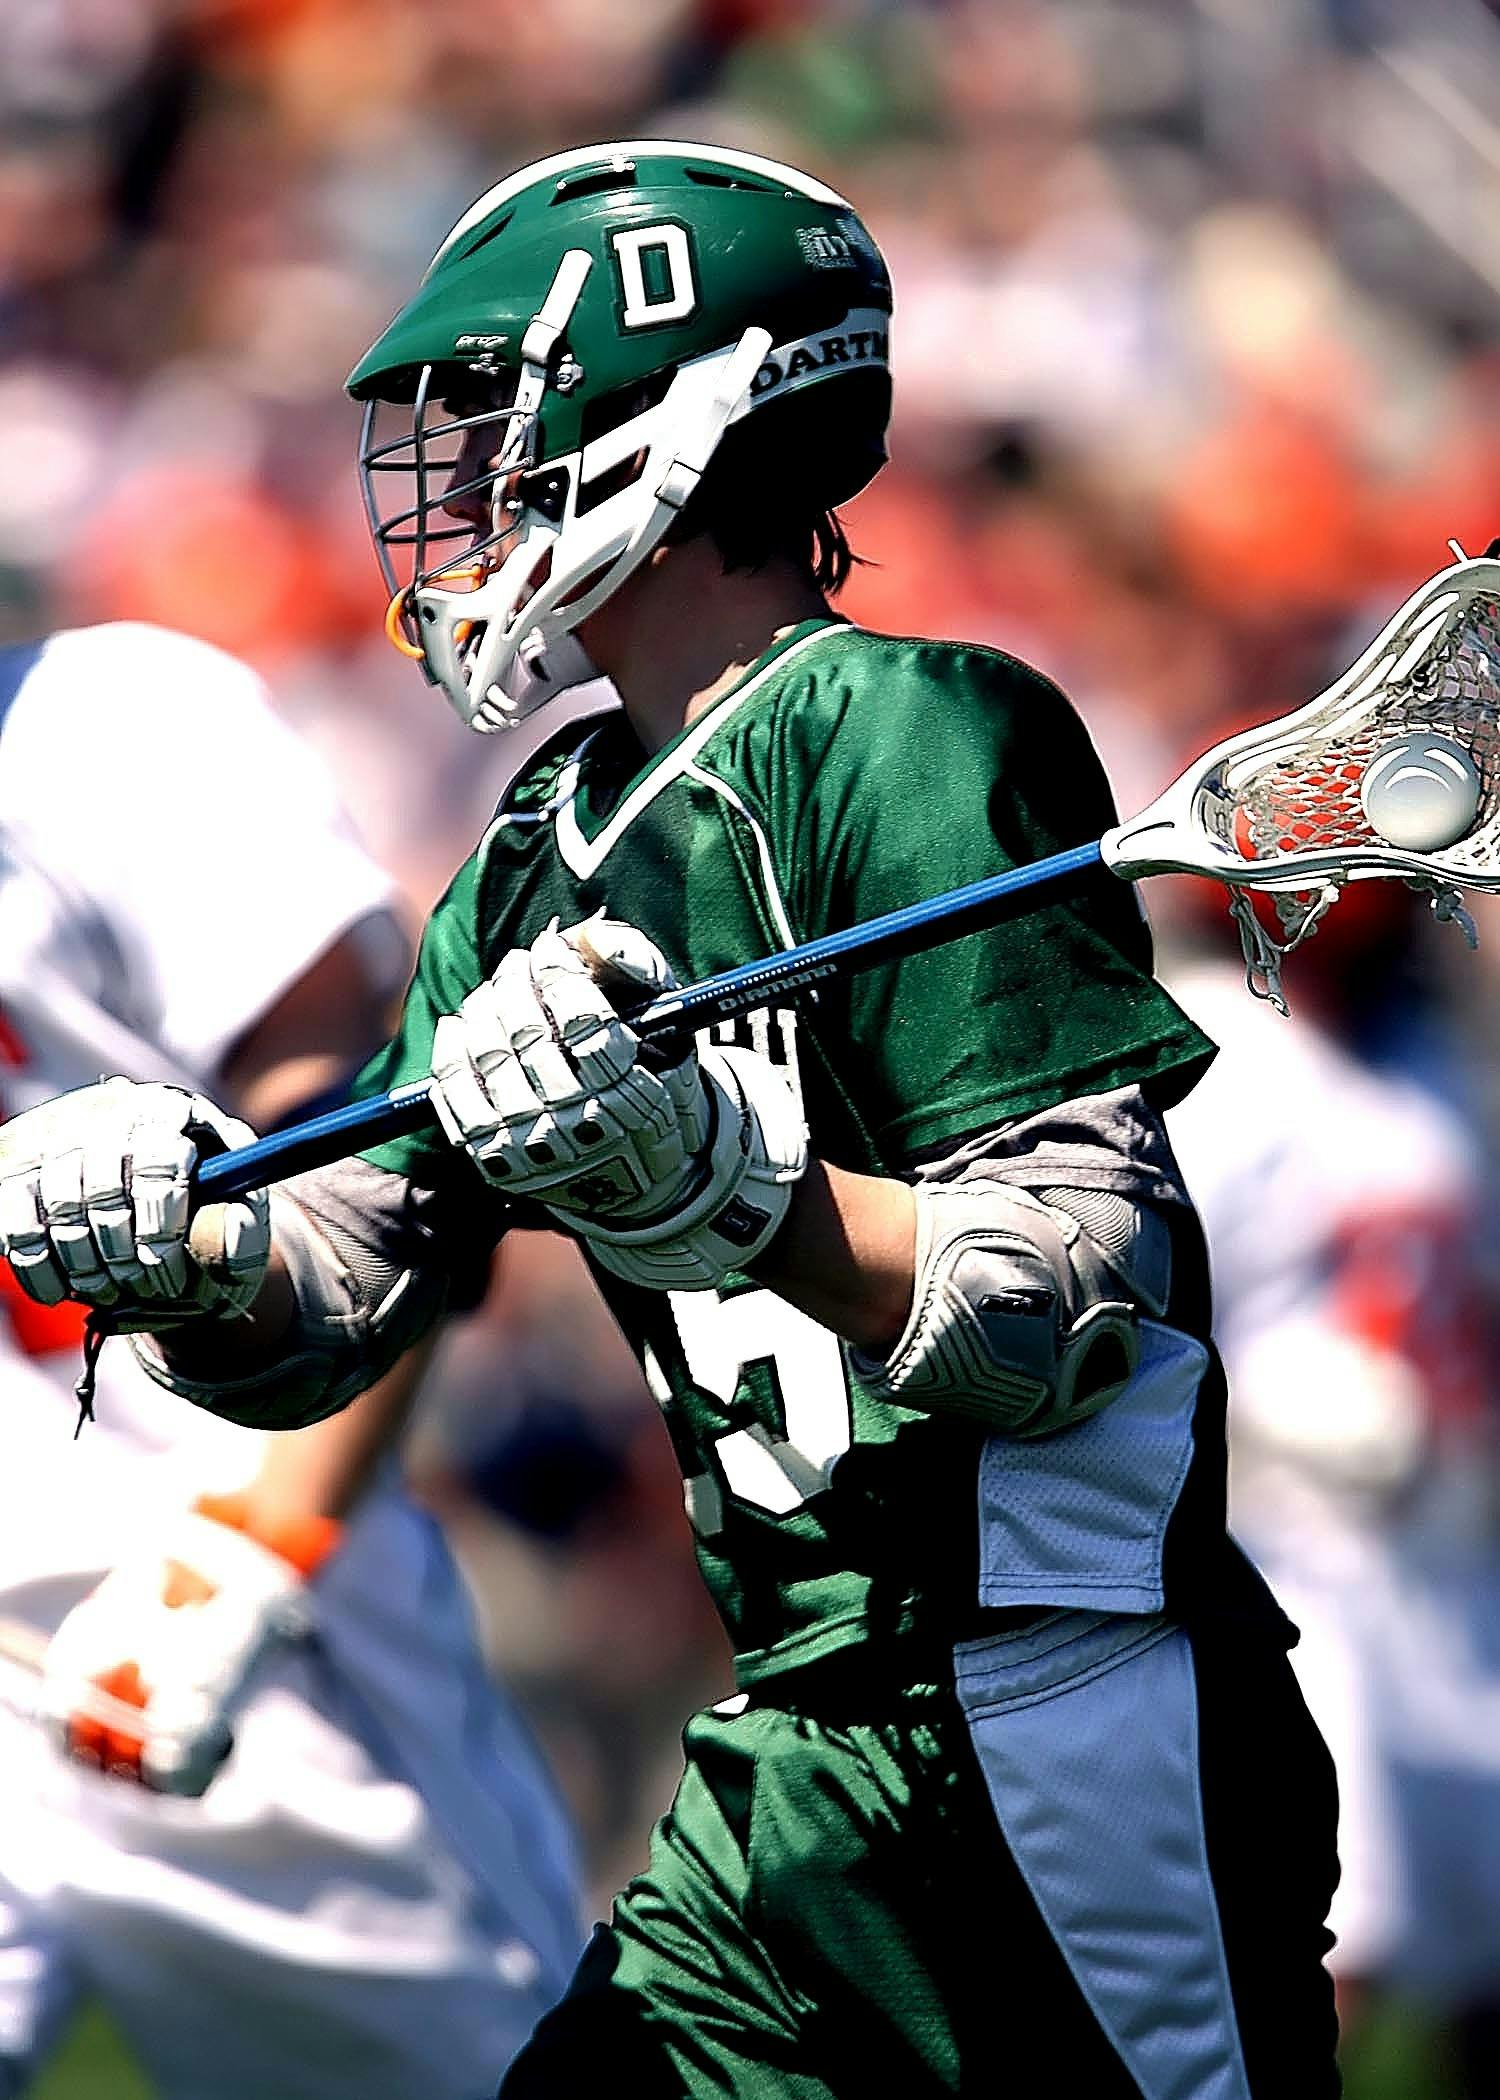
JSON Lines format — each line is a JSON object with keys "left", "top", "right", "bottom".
{"left": 554, "top": 618, "right": 846, "bottom": 880}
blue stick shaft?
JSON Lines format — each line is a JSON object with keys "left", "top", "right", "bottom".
{"left": 196, "top": 839, "right": 1107, "bottom": 1202}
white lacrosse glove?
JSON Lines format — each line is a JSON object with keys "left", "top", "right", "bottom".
{"left": 430, "top": 917, "right": 807, "bottom": 1290}
{"left": 43, "top": 1493, "right": 342, "bottom": 1797}
{"left": 0, "top": 1078, "right": 270, "bottom": 1332}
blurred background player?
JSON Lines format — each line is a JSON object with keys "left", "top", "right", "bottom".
{"left": 1165, "top": 885, "right": 1500, "bottom": 2098}
{"left": 0, "top": 622, "right": 581, "bottom": 2098}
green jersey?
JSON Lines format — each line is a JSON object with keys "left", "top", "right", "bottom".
{"left": 355, "top": 621, "right": 1213, "bottom": 1682}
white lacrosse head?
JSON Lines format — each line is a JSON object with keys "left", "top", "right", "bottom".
{"left": 1104, "top": 549, "right": 1500, "bottom": 895}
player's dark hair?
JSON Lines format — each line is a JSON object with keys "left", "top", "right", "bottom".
{"left": 685, "top": 494, "right": 856, "bottom": 595}
{"left": 670, "top": 380, "right": 884, "bottom": 598}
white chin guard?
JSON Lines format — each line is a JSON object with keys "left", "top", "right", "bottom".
{"left": 566, "top": 1046, "right": 807, "bottom": 1293}
{"left": 419, "top": 611, "right": 600, "bottom": 734}
{"left": 489, "top": 631, "right": 601, "bottom": 733}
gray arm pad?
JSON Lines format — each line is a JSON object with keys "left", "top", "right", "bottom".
{"left": 850, "top": 1180, "right": 1171, "bottom": 1438}
{"left": 132, "top": 1158, "right": 456, "bottom": 1429}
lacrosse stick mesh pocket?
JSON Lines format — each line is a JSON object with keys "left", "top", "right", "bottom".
{"left": 1197, "top": 586, "right": 1500, "bottom": 879}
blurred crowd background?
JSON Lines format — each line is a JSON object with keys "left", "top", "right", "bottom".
{"left": 5, "top": 0, "right": 1500, "bottom": 2091}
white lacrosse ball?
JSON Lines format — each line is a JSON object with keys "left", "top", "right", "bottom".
{"left": 1359, "top": 733, "right": 1483, "bottom": 852}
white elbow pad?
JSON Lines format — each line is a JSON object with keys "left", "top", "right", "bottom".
{"left": 851, "top": 1182, "right": 1170, "bottom": 1438}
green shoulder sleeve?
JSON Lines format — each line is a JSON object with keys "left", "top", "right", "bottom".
{"left": 766, "top": 633, "right": 1214, "bottom": 1161}
{"left": 351, "top": 851, "right": 484, "bottom": 1184}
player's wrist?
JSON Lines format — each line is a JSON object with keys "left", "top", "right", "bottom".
{"left": 752, "top": 1159, "right": 918, "bottom": 1357}
{"left": 152, "top": 1243, "right": 297, "bottom": 1369}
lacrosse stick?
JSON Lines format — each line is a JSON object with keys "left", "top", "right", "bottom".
{"left": 195, "top": 543, "right": 1500, "bottom": 1206}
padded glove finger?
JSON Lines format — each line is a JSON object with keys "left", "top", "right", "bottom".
{"left": 125, "top": 1120, "right": 197, "bottom": 1299}
{"left": 38, "top": 1145, "right": 117, "bottom": 1299}
{"left": 528, "top": 927, "right": 638, "bottom": 1094}
{"left": 492, "top": 937, "right": 592, "bottom": 1107}
{"left": 0, "top": 1167, "right": 71, "bottom": 1305}
{"left": 431, "top": 1006, "right": 505, "bottom": 1155}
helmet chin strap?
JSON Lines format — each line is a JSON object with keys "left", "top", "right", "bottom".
{"left": 480, "top": 323, "right": 776, "bottom": 692}
{"left": 651, "top": 325, "right": 774, "bottom": 514}
{"left": 501, "top": 247, "right": 593, "bottom": 471}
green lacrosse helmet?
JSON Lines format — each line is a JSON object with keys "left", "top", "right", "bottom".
{"left": 348, "top": 139, "right": 892, "bottom": 731}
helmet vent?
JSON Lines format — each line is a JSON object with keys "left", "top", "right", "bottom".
{"left": 454, "top": 210, "right": 514, "bottom": 262}
{"left": 579, "top": 368, "right": 674, "bottom": 449}
{"left": 684, "top": 166, "right": 776, "bottom": 193}
{"left": 552, "top": 164, "right": 638, "bottom": 205}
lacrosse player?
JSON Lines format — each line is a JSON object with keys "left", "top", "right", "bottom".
{"left": 0, "top": 145, "right": 1340, "bottom": 2096}
{"left": 0, "top": 623, "right": 580, "bottom": 2097}
{"left": 1169, "top": 937, "right": 1500, "bottom": 2069}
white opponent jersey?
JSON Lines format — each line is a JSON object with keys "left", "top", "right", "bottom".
{"left": 1165, "top": 967, "right": 1499, "bottom": 1995}
{"left": 1166, "top": 959, "right": 1484, "bottom": 1517}
{"left": 0, "top": 622, "right": 408, "bottom": 1574}
{"left": 0, "top": 624, "right": 584, "bottom": 2051}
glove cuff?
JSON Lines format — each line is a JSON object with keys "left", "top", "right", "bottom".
{"left": 565, "top": 1046, "right": 807, "bottom": 1291}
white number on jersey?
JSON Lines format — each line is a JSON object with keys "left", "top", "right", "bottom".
{"left": 644, "top": 1288, "right": 852, "bottom": 1535}
{"left": 611, "top": 225, "right": 698, "bottom": 328}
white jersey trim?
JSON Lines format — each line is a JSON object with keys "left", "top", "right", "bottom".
{"left": 682, "top": 761, "right": 798, "bottom": 950}
{"left": 552, "top": 623, "right": 843, "bottom": 881}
